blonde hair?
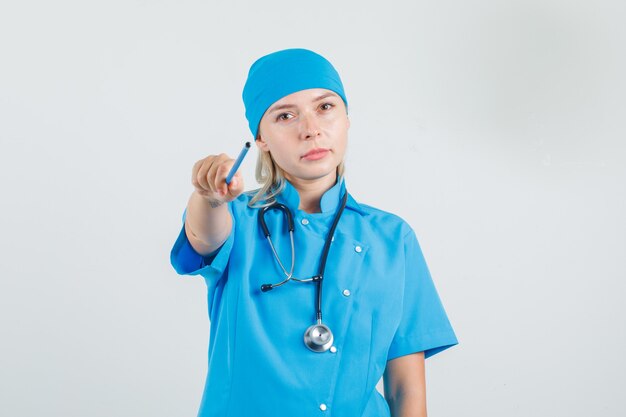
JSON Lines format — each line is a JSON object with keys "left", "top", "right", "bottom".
{"left": 247, "top": 138, "right": 346, "bottom": 208}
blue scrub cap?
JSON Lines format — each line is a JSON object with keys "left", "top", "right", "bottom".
{"left": 242, "top": 48, "right": 348, "bottom": 140}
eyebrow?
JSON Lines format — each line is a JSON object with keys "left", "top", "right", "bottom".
{"left": 267, "top": 92, "right": 339, "bottom": 114}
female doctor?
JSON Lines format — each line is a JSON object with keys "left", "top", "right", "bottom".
{"left": 171, "top": 48, "right": 458, "bottom": 417}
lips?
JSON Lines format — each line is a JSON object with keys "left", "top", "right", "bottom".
{"left": 302, "top": 148, "right": 330, "bottom": 159}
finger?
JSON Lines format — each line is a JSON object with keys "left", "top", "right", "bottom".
{"left": 211, "top": 154, "right": 234, "bottom": 192}
{"left": 191, "top": 159, "right": 205, "bottom": 189}
{"left": 227, "top": 172, "right": 244, "bottom": 197}
{"left": 197, "top": 157, "right": 217, "bottom": 192}
{"left": 214, "top": 160, "right": 234, "bottom": 196}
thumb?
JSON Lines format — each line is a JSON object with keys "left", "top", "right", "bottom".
{"left": 227, "top": 174, "right": 244, "bottom": 197}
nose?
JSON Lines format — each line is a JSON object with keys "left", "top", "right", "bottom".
{"left": 300, "top": 112, "right": 320, "bottom": 140}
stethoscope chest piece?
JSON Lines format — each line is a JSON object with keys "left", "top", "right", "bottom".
{"left": 304, "top": 323, "right": 334, "bottom": 352}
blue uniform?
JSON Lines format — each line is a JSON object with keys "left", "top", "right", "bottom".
{"left": 170, "top": 177, "right": 458, "bottom": 417}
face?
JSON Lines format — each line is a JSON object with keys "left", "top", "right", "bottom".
{"left": 256, "top": 88, "right": 350, "bottom": 183}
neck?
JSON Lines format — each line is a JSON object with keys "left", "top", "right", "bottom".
{"left": 285, "top": 171, "right": 338, "bottom": 214}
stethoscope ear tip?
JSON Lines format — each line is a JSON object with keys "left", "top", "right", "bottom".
{"left": 261, "top": 284, "right": 274, "bottom": 292}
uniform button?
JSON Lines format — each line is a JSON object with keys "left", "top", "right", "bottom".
{"left": 330, "top": 346, "right": 337, "bottom": 353}
{"left": 355, "top": 245, "right": 362, "bottom": 253}
{"left": 342, "top": 289, "right": 351, "bottom": 297}
{"left": 319, "top": 403, "right": 327, "bottom": 411}
{"left": 301, "top": 218, "right": 309, "bottom": 225}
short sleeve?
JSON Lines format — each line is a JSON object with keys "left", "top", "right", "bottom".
{"left": 169, "top": 206, "right": 235, "bottom": 284}
{"left": 387, "top": 229, "right": 458, "bottom": 360}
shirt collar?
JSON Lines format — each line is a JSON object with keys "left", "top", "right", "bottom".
{"left": 276, "top": 176, "right": 367, "bottom": 216}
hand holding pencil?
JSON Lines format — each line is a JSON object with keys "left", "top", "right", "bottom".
{"left": 191, "top": 142, "right": 250, "bottom": 204}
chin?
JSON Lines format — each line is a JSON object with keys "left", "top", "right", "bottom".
{"left": 285, "top": 167, "right": 337, "bottom": 182}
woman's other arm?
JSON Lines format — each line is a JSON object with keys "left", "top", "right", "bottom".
{"left": 383, "top": 352, "right": 427, "bottom": 417}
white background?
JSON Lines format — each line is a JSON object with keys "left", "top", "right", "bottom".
{"left": 1, "top": 0, "right": 625, "bottom": 416}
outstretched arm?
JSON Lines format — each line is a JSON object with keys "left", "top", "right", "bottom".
{"left": 186, "top": 153, "right": 244, "bottom": 255}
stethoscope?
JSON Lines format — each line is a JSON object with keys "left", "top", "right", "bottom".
{"left": 258, "top": 191, "right": 348, "bottom": 353}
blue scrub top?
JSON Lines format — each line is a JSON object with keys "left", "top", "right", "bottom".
{"left": 170, "top": 177, "right": 458, "bottom": 417}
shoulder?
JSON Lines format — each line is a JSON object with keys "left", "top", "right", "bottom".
{"left": 229, "top": 189, "right": 259, "bottom": 209}
{"left": 348, "top": 198, "right": 416, "bottom": 242}
{"left": 227, "top": 189, "right": 279, "bottom": 219}
{"left": 222, "top": 190, "right": 257, "bottom": 222}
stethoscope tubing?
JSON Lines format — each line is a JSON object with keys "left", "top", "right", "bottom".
{"left": 258, "top": 192, "right": 348, "bottom": 324}
{"left": 313, "top": 192, "right": 347, "bottom": 322}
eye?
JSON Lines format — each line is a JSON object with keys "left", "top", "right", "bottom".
{"left": 276, "top": 113, "right": 293, "bottom": 121}
{"left": 320, "top": 102, "right": 335, "bottom": 111}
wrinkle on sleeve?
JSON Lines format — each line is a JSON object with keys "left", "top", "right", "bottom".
{"left": 387, "top": 229, "right": 458, "bottom": 361}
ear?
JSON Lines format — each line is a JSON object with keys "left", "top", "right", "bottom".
{"left": 255, "top": 135, "right": 270, "bottom": 152}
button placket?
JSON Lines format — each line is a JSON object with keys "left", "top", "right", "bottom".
{"left": 320, "top": 235, "right": 368, "bottom": 415}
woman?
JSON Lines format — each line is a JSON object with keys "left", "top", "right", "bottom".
{"left": 171, "top": 48, "right": 458, "bottom": 417}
